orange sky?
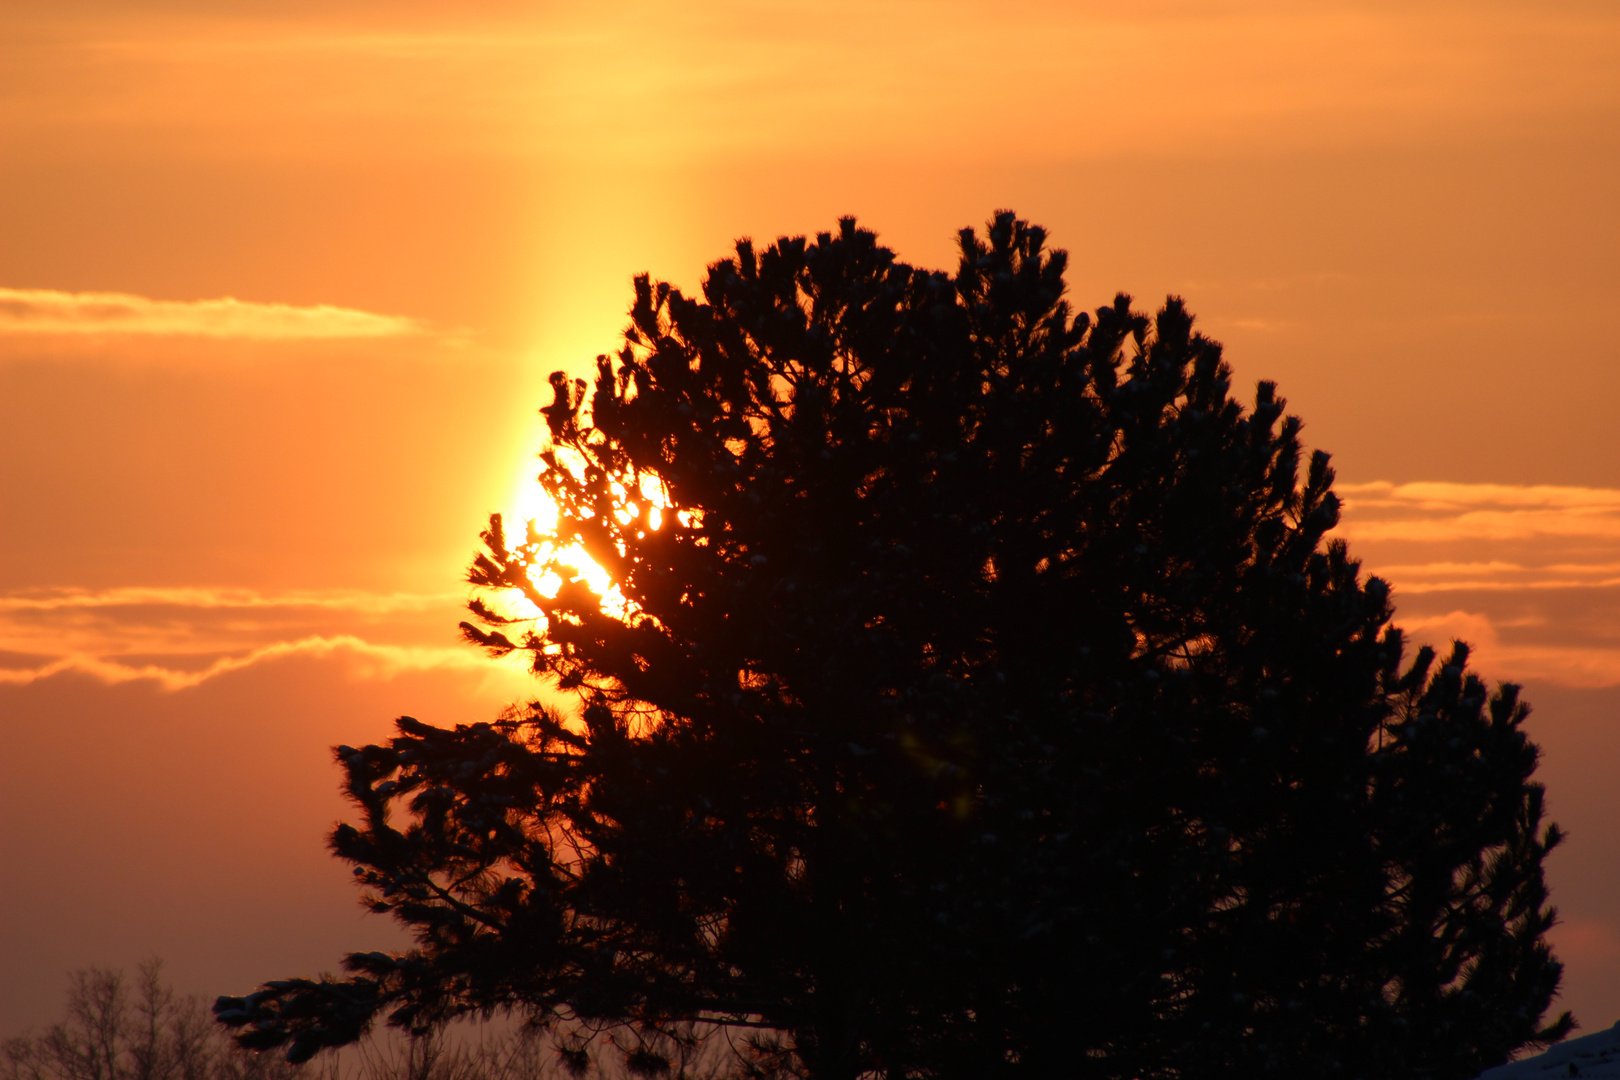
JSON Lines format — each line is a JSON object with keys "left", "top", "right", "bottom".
{"left": 4, "top": 0, "right": 1620, "bottom": 1038}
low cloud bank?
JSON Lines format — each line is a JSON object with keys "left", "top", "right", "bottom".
{"left": 0, "top": 586, "right": 468, "bottom": 670}
{"left": 8, "top": 476, "right": 1620, "bottom": 691}
{"left": 0, "top": 586, "right": 516, "bottom": 693}
{"left": 1338, "top": 480, "right": 1620, "bottom": 543}
{"left": 0, "top": 287, "right": 425, "bottom": 339}
{"left": 0, "top": 586, "right": 462, "bottom": 614}
{"left": 0, "top": 635, "right": 511, "bottom": 692}
{"left": 1336, "top": 480, "right": 1620, "bottom": 688}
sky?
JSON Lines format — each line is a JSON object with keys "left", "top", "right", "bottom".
{"left": 3, "top": 0, "right": 1620, "bottom": 1039}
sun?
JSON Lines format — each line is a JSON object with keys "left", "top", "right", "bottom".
{"left": 499, "top": 446, "right": 671, "bottom": 626}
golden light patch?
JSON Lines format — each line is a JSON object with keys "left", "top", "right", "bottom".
{"left": 501, "top": 448, "right": 672, "bottom": 625}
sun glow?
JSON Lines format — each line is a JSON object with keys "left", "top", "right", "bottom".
{"left": 500, "top": 453, "right": 671, "bottom": 627}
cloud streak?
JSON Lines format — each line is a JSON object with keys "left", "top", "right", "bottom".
{"left": 1336, "top": 480, "right": 1620, "bottom": 687}
{"left": 1337, "top": 481, "right": 1620, "bottom": 543}
{"left": 1341, "top": 481, "right": 1620, "bottom": 510}
{"left": 0, "top": 287, "right": 426, "bottom": 339}
{"left": 11, "top": 478, "right": 1620, "bottom": 691}
{"left": 0, "top": 583, "right": 537, "bottom": 707}
{"left": 1391, "top": 610, "right": 1620, "bottom": 689}
{"left": 0, "top": 586, "right": 462, "bottom": 614}
{"left": 0, "top": 586, "right": 489, "bottom": 689}
{"left": 0, "top": 583, "right": 477, "bottom": 675}
{"left": 1367, "top": 562, "right": 1620, "bottom": 594}
{"left": 0, "top": 634, "right": 520, "bottom": 692}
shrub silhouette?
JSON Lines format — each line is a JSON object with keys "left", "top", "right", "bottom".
{"left": 4, "top": 960, "right": 614, "bottom": 1080}
{"left": 217, "top": 214, "right": 1570, "bottom": 1079}
{"left": 4, "top": 961, "right": 291, "bottom": 1080}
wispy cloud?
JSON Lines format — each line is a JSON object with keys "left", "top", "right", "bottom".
{"left": 1393, "top": 610, "right": 1620, "bottom": 689}
{"left": 12, "top": 477, "right": 1620, "bottom": 692}
{"left": 0, "top": 287, "right": 426, "bottom": 339}
{"left": 1336, "top": 481, "right": 1620, "bottom": 543}
{"left": 1341, "top": 481, "right": 1620, "bottom": 510}
{"left": 1365, "top": 561, "right": 1620, "bottom": 594}
{"left": 0, "top": 586, "right": 461, "bottom": 614}
{"left": 0, "top": 585, "right": 490, "bottom": 692}
{"left": 0, "top": 635, "right": 515, "bottom": 692}
{"left": 1336, "top": 481, "right": 1620, "bottom": 687}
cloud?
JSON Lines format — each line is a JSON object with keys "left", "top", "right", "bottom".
{"left": 1397, "top": 579, "right": 1620, "bottom": 594}
{"left": 0, "top": 287, "right": 426, "bottom": 339}
{"left": 0, "top": 634, "right": 521, "bottom": 692}
{"left": 12, "top": 478, "right": 1620, "bottom": 693}
{"left": 0, "top": 584, "right": 538, "bottom": 704}
{"left": 1340, "top": 481, "right": 1620, "bottom": 511}
{"left": 0, "top": 586, "right": 491, "bottom": 691}
{"left": 1331, "top": 481, "right": 1620, "bottom": 688}
{"left": 1366, "top": 561, "right": 1620, "bottom": 594}
{"left": 1349, "top": 515, "right": 1620, "bottom": 544}
{"left": 0, "top": 586, "right": 461, "bottom": 614}
{"left": 1336, "top": 481, "right": 1620, "bottom": 543}
{"left": 1392, "top": 609, "right": 1620, "bottom": 689}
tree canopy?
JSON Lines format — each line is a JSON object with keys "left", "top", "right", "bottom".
{"left": 216, "top": 214, "right": 1570, "bottom": 1080}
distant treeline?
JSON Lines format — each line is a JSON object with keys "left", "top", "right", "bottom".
{"left": 1, "top": 962, "right": 736, "bottom": 1080}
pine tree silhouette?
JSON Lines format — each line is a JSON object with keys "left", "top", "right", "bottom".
{"left": 217, "top": 214, "right": 1570, "bottom": 1080}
